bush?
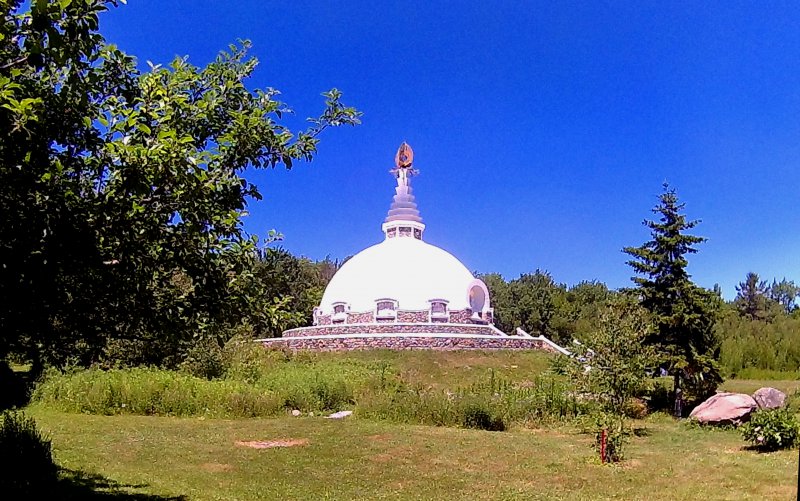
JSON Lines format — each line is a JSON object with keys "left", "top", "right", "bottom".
{"left": 461, "top": 400, "right": 506, "bottom": 431}
{"left": 718, "top": 315, "right": 800, "bottom": 374}
{"left": 32, "top": 350, "right": 372, "bottom": 417}
{"left": 0, "top": 411, "right": 58, "bottom": 495}
{"left": 642, "top": 379, "right": 673, "bottom": 413}
{"left": 621, "top": 398, "right": 648, "bottom": 419}
{"left": 548, "top": 354, "right": 570, "bottom": 375}
{"left": 591, "top": 413, "right": 630, "bottom": 463}
{"left": 0, "top": 361, "right": 30, "bottom": 410}
{"left": 741, "top": 408, "right": 799, "bottom": 451}
{"left": 180, "top": 337, "right": 226, "bottom": 380}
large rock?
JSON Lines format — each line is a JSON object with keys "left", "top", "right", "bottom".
{"left": 689, "top": 392, "right": 757, "bottom": 425}
{"left": 752, "top": 387, "right": 786, "bottom": 410}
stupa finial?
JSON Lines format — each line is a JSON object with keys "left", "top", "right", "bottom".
{"left": 391, "top": 142, "right": 418, "bottom": 188}
{"left": 383, "top": 142, "right": 424, "bottom": 237}
{"left": 395, "top": 142, "right": 414, "bottom": 169}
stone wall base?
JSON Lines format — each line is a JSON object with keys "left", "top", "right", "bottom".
{"left": 283, "top": 323, "right": 504, "bottom": 338}
{"left": 261, "top": 334, "right": 562, "bottom": 353}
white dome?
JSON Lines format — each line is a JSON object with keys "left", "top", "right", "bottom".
{"left": 320, "top": 236, "right": 479, "bottom": 313}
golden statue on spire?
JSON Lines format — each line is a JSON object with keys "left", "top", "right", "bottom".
{"left": 392, "top": 142, "right": 417, "bottom": 187}
{"left": 395, "top": 142, "right": 414, "bottom": 169}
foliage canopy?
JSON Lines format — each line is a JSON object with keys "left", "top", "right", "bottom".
{"left": 0, "top": 0, "right": 360, "bottom": 368}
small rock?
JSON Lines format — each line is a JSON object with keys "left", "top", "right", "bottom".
{"left": 689, "top": 392, "right": 757, "bottom": 425}
{"left": 291, "top": 409, "right": 301, "bottom": 417}
{"left": 752, "top": 387, "right": 786, "bottom": 410}
{"left": 326, "top": 410, "right": 353, "bottom": 419}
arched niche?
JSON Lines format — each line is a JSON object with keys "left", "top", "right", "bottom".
{"left": 466, "top": 279, "right": 491, "bottom": 320}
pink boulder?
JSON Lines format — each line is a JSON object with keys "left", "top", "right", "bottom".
{"left": 689, "top": 392, "right": 757, "bottom": 425}
{"left": 752, "top": 387, "right": 786, "bottom": 410}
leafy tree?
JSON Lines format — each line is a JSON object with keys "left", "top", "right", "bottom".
{"left": 252, "top": 247, "right": 332, "bottom": 336}
{"left": 717, "top": 314, "right": 800, "bottom": 375}
{"left": 568, "top": 298, "right": 654, "bottom": 464}
{"left": 479, "top": 272, "right": 611, "bottom": 340}
{"left": 478, "top": 273, "right": 513, "bottom": 333}
{"left": 568, "top": 298, "right": 655, "bottom": 415}
{"left": 315, "top": 255, "right": 346, "bottom": 284}
{"left": 508, "top": 270, "right": 563, "bottom": 341}
{"left": 767, "top": 278, "right": 799, "bottom": 315}
{"left": 734, "top": 272, "right": 772, "bottom": 321}
{"left": 623, "top": 183, "right": 721, "bottom": 415}
{"left": 561, "top": 280, "right": 612, "bottom": 342}
{"left": 0, "top": 1, "right": 360, "bottom": 368}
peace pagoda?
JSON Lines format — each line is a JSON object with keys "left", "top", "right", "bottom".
{"left": 264, "top": 143, "right": 565, "bottom": 352}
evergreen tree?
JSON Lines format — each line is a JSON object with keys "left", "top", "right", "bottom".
{"left": 734, "top": 272, "right": 771, "bottom": 320}
{"left": 767, "top": 278, "right": 799, "bottom": 315}
{"left": 623, "top": 183, "right": 721, "bottom": 416}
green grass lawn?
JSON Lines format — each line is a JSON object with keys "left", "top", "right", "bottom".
{"left": 28, "top": 405, "right": 798, "bottom": 501}
{"left": 720, "top": 378, "right": 800, "bottom": 396}
{"left": 15, "top": 350, "right": 800, "bottom": 500}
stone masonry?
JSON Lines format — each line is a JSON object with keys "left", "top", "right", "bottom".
{"left": 315, "top": 307, "right": 481, "bottom": 326}
{"left": 283, "top": 323, "right": 502, "bottom": 338}
{"left": 263, "top": 335, "right": 561, "bottom": 353}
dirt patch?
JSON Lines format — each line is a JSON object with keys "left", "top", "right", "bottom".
{"left": 367, "top": 434, "right": 392, "bottom": 442}
{"left": 235, "top": 439, "right": 309, "bottom": 449}
{"left": 370, "top": 446, "right": 415, "bottom": 464}
{"left": 371, "top": 453, "right": 394, "bottom": 463}
{"left": 620, "top": 459, "right": 642, "bottom": 469}
{"left": 201, "top": 462, "right": 233, "bottom": 472}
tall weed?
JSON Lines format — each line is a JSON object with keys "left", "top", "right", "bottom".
{"left": 33, "top": 350, "right": 590, "bottom": 429}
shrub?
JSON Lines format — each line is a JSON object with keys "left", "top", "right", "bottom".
{"left": 548, "top": 354, "right": 569, "bottom": 375}
{"left": 718, "top": 315, "right": 800, "bottom": 374}
{"left": 621, "top": 398, "right": 648, "bottom": 419}
{"left": 566, "top": 300, "right": 655, "bottom": 416}
{"left": 741, "top": 408, "right": 799, "bottom": 451}
{"left": 180, "top": 337, "right": 226, "bottom": 380}
{"left": 0, "top": 361, "right": 30, "bottom": 410}
{"left": 592, "top": 413, "right": 630, "bottom": 463}
{"left": 0, "top": 411, "right": 58, "bottom": 495}
{"left": 642, "top": 379, "right": 673, "bottom": 413}
{"left": 461, "top": 400, "right": 506, "bottom": 431}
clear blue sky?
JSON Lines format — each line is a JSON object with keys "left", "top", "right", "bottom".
{"left": 101, "top": 1, "right": 799, "bottom": 298}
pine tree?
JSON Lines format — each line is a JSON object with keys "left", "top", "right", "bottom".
{"left": 623, "top": 183, "right": 721, "bottom": 416}
{"left": 735, "top": 272, "right": 770, "bottom": 320}
{"left": 767, "top": 278, "right": 799, "bottom": 315}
